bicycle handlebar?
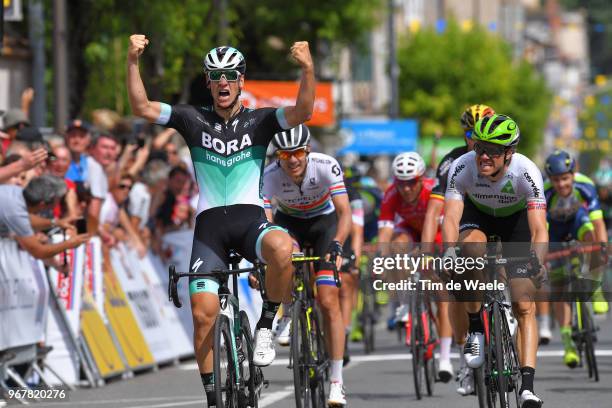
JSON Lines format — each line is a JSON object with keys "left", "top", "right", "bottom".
{"left": 168, "top": 262, "right": 266, "bottom": 308}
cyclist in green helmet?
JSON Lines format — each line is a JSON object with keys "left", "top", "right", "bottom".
{"left": 443, "top": 114, "right": 548, "bottom": 408}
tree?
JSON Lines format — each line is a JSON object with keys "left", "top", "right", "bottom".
{"left": 44, "top": 0, "right": 382, "bottom": 119}
{"left": 232, "top": 0, "right": 383, "bottom": 78}
{"left": 397, "top": 20, "right": 551, "bottom": 156}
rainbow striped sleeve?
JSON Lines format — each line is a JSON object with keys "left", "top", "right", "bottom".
{"left": 263, "top": 196, "right": 272, "bottom": 210}
{"left": 329, "top": 181, "right": 347, "bottom": 197}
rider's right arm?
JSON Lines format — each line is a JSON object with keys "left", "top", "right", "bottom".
{"left": 126, "top": 35, "right": 163, "bottom": 123}
{"left": 127, "top": 57, "right": 162, "bottom": 123}
{"left": 421, "top": 198, "right": 444, "bottom": 253}
{"left": 442, "top": 199, "right": 463, "bottom": 245}
{"left": 442, "top": 157, "right": 466, "bottom": 245}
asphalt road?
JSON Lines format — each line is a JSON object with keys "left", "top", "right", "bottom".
{"left": 20, "top": 313, "right": 612, "bottom": 408}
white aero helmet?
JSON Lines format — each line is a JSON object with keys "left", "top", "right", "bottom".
{"left": 273, "top": 124, "right": 310, "bottom": 151}
{"left": 204, "top": 46, "right": 246, "bottom": 73}
{"left": 392, "top": 152, "right": 426, "bottom": 181}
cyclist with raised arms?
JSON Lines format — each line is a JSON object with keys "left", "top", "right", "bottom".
{"left": 261, "top": 125, "right": 352, "bottom": 406}
{"left": 377, "top": 151, "right": 454, "bottom": 382}
{"left": 442, "top": 114, "right": 548, "bottom": 408}
{"left": 543, "top": 150, "right": 608, "bottom": 368}
{"left": 422, "top": 104, "right": 495, "bottom": 395}
{"left": 127, "top": 34, "right": 314, "bottom": 408}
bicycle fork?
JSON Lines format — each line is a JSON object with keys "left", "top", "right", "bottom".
{"left": 220, "top": 292, "right": 242, "bottom": 385}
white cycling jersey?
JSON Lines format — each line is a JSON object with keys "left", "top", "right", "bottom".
{"left": 263, "top": 152, "right": 347, "bottom": 219}
{"left": 445, "top": 151, "right": 547, "bottom": 217}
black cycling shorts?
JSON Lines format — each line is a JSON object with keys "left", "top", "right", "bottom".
{"left": 274, "top": 211, "right": 337, "bottom": 275}
{"left": 189, "top": 204, "right": 285, "bottom": 295}
{"left": 459, "top": 199, "right": 531, "bottom": 277}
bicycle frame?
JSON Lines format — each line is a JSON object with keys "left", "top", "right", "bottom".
{"left": 168, "top": 256, "right": 268, "bottom": 401}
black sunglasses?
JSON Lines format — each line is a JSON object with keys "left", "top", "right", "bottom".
{"left": 474, "top": 142, "right": 506, "bottom": 158}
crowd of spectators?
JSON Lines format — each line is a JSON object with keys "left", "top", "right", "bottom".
{"left": 0, "top": 88, "right": 199, "bottom": 265}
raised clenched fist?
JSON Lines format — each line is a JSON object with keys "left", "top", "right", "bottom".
{"left": 290, "top": 41, "right": 313, "bottom": 71}
{"left": 128, "top": 34, "right": 150, "bottom": 61}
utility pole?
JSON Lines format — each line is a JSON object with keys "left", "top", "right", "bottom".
{"left": 219, "top": 0, "right": 228, "bottom": 44}
{"left": 388, "top": 0, "right": 399, "bottom": 119}
{"left": 53, "top": 0, "right": 68, "bottom": 132}
{"left": 28, "top": 0, "right": 47, "bottom": 127}
{"left": 1, "top": 1, "right": 4, "bottom": 56}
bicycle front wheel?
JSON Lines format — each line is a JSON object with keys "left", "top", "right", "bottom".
{"left": 361, "top": 276, "right": 376, "bottom": 354}
{"left": 214, "top": 314, "right": 238, "bottom": 408}
{"left": 239, "top": 311, "right": 261, "bottom": 407}
{"left": 291, "top": 299, "right": 310, "bottom": 408}
{"left": 410, "top": 294, "right": 424, "bottom": 400}
{"left": 474, "top": 365, "right": 487, "bottom": 408}
{"left": 580, "top": 302, "right": 599, "bottom": 381}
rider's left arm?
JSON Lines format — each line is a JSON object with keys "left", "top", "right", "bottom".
{"left": 527, "top": 208, "right": 548, "bottom": 264}
{"left": 332, "top": 193, "right": 352, "bottom": 246}
{"left": 281, "top": 42, "right": 315, "bottom": 128}
{"left": 591, "top": 218, "right": 608, "bottom": 245}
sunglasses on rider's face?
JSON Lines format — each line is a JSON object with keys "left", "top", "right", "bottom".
{"left": 276, "top": 148, "right": 307, "bottom": 161}
{"left": 464, "top": 129, "right": 473, "bottom": 139}
{"left": 474, "top": 142, "right": 506, "bottom": 158}
{"left": 396, "top": 177, "right": 420, "bottom": 188}
{"left": 207, "top": 70, "right": 241, "bottom": 82}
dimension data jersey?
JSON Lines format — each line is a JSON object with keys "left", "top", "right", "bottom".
{"left": 155, "top": 104, "right": 288, "bottom": 215}
{"left": 445, "top": 151, "right": 547, "bottom": 217}
{"left": 262, "top": 152, "right": 347, "bottom": 219}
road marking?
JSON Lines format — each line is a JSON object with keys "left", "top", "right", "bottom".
{"left": 122, "top": 400, "right": 203, "bottom": 408}
{"left": 177, "top": 349, "right": 612, "bottom": 371}
{"left": 259, "top": 386, "right": 294, "bottom": 407}
{"left": 33, "top": 396, "right": 204, "bottom": 408}
{"left": 257, "top": 360, "right": 362, "bottom": 407}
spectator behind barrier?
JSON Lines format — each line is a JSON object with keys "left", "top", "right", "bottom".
{"left": 100, "top": 173, "right": 146, "bottom": 257}
{"left": 84, "top": 132, "right": 117, "bottom": 239}
{"left": 0, "top": 88, "right": 35, "bottom": 159}
{"left": 49, "top": 145, "right": 81, "bottom": 220}
{"left": 3, "top": 141, "right": 47, "bottom": 185}
{"left": 0, "top": 175, "right": 89, "bottom": 261}
{"left": 2, "top": 154, "right": 28, "bottom": 187}
{"left": 152, "top": 165, "right": 193, "bottom": 258}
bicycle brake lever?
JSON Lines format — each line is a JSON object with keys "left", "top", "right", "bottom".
{"left": 168, "top": 265, "right": 182, "bottom": 308}
{"left": 331, "top": 254, "right": 342, "bottom": 288}
{"left": 257, "top": 262, "right": 267, "bottom": 298}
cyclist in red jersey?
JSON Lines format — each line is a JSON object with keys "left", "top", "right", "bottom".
{"left": 378, "top": 152, "right": 441, "bottom": 245}
{"left": 377, "top": 152, "right": 452, "bottom": 382}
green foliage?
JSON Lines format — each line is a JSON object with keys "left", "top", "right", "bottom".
{"left": 233, "top": 0, "right": 383, "bottom": 75}
{"left": 46, "top": 0, "right": 382, "bottom": 118}
{"left": 70, "top": 0, "right": 221, "bottom": 116}
{"left": 397, "top": 20, "right": 551, "bottom": 156}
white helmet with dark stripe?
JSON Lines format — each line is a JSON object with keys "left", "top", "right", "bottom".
{"left": 204, "top": 46, "right": 246, "bottom": 74}
{"left": 273, "top": 124, "right": 310, "bottom": 151}
{"left": 392, "top": 152, "right": 426, "bottom": 181}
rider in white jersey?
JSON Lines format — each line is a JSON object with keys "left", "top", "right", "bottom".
{"left": 445, "top": 151, "right": 546, "bottom": 215}
{"left": 262, "top": 125, "right": 352, "bottom": 407}
{"left": 443, "top": 114, "right": 548, "bottom": 408}
{"left": 263, "top": 152, "right": 346, "bottom": 218}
